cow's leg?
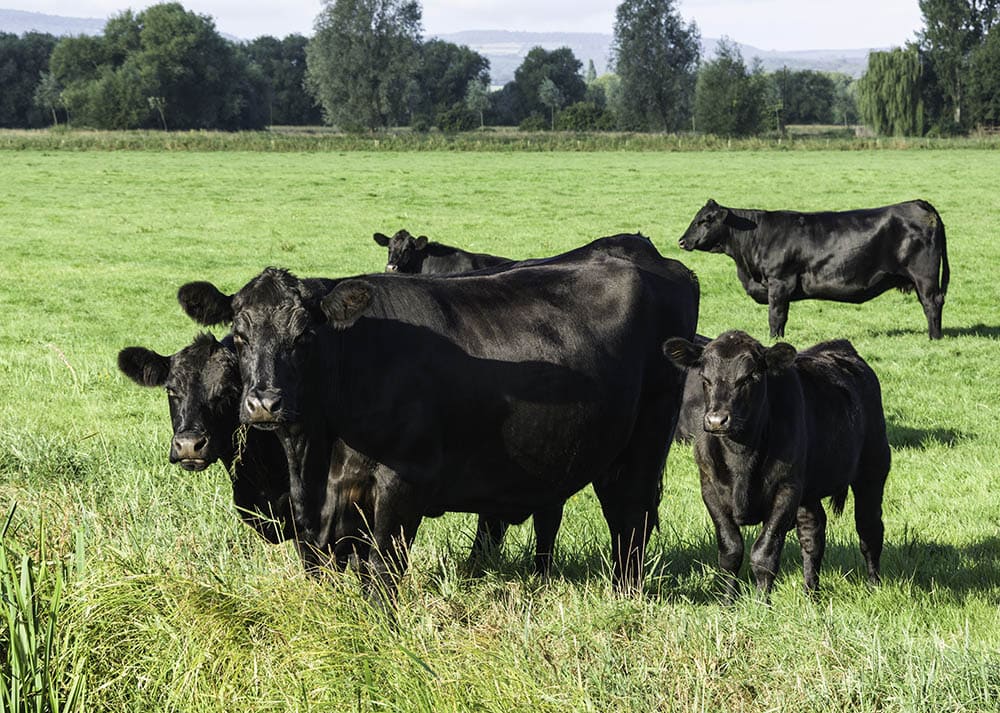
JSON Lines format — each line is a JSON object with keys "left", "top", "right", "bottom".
{"left": 364, "top": 469, "right": 422, "bottom": 609}
{"left": 749, "top": 484, "right": 799, "bottom": 599}
{"left": 701, "top": 481, "right": 744, "bottom": 603}
{"left": 911, "top": 274, "right": 944, "bottom": 340}
{"left": 767, "top": 281, "right": 793, "bottom": 338}
{"left": 795, "top": 500, "right": 827, "bottom": 593}
{"left": 532, "top": 502, "right": 564, "bottom": 577}
{"left": 467, "top": 515, "right": 508, "bottom": 576}
{"left": 593, "top": 390, "right": 673, "bottom": 594}
{"left": 851, "top": 472, "right": 887, "bottom": 586}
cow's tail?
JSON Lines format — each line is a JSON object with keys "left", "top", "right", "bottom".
{"left": 829, "top": 488, "right": 848, "bottom": 517}
{"left": 939, "top": 216, "right": 950, "bottom": 297}
{"left": 919, "top": 199, "right": 949, "bottom": 296}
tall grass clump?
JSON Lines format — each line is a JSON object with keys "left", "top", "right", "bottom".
{"left": 0, "top": 505, "right": 86, "bottom": 713}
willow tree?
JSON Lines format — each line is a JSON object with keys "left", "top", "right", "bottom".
{"left": 856, "top": 47, "right": 925, "bottom": 136}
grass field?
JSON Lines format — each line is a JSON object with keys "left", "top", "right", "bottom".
{"left": 0, "top": 145, "right": 998, "bottom": 711}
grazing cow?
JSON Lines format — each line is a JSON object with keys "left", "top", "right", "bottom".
{"left": 678, "top": 199, "right": 949, "bottom": 339}
{"left": 664, "top": 331, "right": 890, "bottom": 600}
{"left": 179, "top": 234, "right": 700, "bottom": 600}
{"left": 373, "top": 229, "right": 512, "bottom": 274}
{"left": 117, "top": 334, "right": 378, "bottom": 571}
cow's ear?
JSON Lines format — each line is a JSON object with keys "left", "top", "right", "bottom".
{"left": 413, "top": 235, "right": 428, "bottom": 251}
{"left": 722, "top": 211, "right": 757, "bottom": 231}
{"left": 178, "top": 281, "right": 234, "bottom": 325}
{"left": 373, "top": 232, "right": 390, "bottom": 247}
{"left": 765, "top": 342, "right": 797, "bottom": 374}
{"left": 706, "top": 198, "right": 718, "bottom": 208}
{"left": 118, "top": 346, "right": 170, "bottom": 387}
{"left": 321, "top": 279, "right": 372, "bottom": 330}
{"left": 663, "top": 337, "right": 703, "bottom": 369}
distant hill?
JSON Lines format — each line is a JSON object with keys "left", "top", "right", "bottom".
{"left": 0, "top": 10, "right": 873, "bottom": 83}
{"left": 0, "top": 8, "right": 104, "bottom": 36}
{"left": 437, "top": 31, "right": 874, "bottom": 85}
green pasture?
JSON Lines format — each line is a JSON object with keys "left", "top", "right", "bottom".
{"left": 0, "top": 146, "right": 998, "bottom": 711}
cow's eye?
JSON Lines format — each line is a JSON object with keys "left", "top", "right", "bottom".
{"left": 165, "top": 386, "right": 179, "bottom": 398}
{"left": 232, "top": 332, "right": 246, "bottom": 346}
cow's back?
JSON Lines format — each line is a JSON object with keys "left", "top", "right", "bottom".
{"left": 334, "top": 236, "right": 698, "bottom": 517}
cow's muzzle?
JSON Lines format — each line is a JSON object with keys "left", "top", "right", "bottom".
{"left": 385, "top": 264, "right": 398, "bottom": 273}
{"left": 678, "top": 237, "right": 693, "bottom": 251}
{"left": 703, "top": 411, "right": 732, "bottom": 434}
{"left": 244, "top": 389, "right": 284, "bottom": 429}
{"left": 170, "top": 431, "right": 211, "bottom": 470}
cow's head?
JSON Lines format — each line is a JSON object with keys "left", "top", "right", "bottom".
{"left": 117, "top": 333, "right": 241, "bottom": 470}
{"left": 225, "top": 268, "right": 330, "bottom": 430}
{"left": 663, "top": 330, "right": 796, "bottom": 439}
{"left": 373, "top": 229, "right": 429, "bottom": 273}
{"left": 678, "top": 199, "right": 755, "bottom": 253}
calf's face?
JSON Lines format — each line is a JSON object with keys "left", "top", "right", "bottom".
{"left": 118, "top": 334, "right": 241, "bottom": 470}
{"left": 664, "top": 331, "right": 796, "bottom": 439}
{"left": 373, "top": 229, "right": 428, "bottom": 273}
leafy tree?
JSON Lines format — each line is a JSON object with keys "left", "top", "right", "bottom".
{"left": 612, "top": 0, "right": 700, "bottom": 131}
{"left": 555, "top": 101, "right": 615, "bottom": 131}
{"left": 305, "top": 0, "right": 422, "bottom": 131}
{"left": 0, "top": 32, "right": 59, "bottom": 128}
{"left": 411, "top": 39, "right": 489, "bottom": 125}
{"left": 918, "top": 0, "right": 999, "bottom": 129}
{"left": 464, "top": 78, "right": 489, "bottom": 128}
{"left": 33, "top": 71, "right": 64, "bottom": 125}
{"left": 586, "top": 59, "right": 597, "bottom": 83}
{"left": 242, "top": 34, "right": 322, "bottom": 125}
{"left": 967, "top": 22, "right": 1000, "bottom": 125}
{"left": 770, "top": 67, "right": 837, "bottom": 125}
{"left": 828, "top": 73, "right": 860, "bottom": 126}
{"left": 507, "top": 47, "right": 586, "bottom": 124}
{"left": 694, "top": 39, "right": 768, "bottom": 137}
{"left": 538, "top": 77, "right": 564, "bottom": 129}
{"left": 856, "top": 46, "right": 924, "bottom": 135}
{"left": 48, "top": 3, "right": 267, "bottom": 130}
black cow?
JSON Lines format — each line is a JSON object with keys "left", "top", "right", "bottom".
{"left": 179, "top": 234, "right": 700, "bottom": 599}
{"left": 665, "top": 331, "right": 890, "bottom": 600}
{"left": 678, "top": 199, "right": 949, "bottom": 339}
{"left": 117, "top": 334, "right": 378, "bottom": 572}
{"left": 373, "top": 229, "right": 512, "bottom": 274}
{"left": 374, "top": 228, "right": 563, "bottom": 575}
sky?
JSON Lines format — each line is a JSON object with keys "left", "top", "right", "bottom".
{"left": 8, "top": 0, "right": 924, "bottom": 51}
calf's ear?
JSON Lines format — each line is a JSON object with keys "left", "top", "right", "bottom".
{"left": 322, "top": 279, "right": 372, "bottom": 330}
{"left": 177, "top": 281, "right": 234, "bottom": 325}
{"left": 765, "top": 342, "right": 797, "bottom": 374}
{"left": 413, "top": 235, "right": 429, "bottom": 250}
{"left": 118, "top": 346, "right": 170, "bottom": 387}
{"left": 663, "top": 337, "right": 703, "bottom": 369}
{"left": 373, "top": 232, "right": 390, "bottom": 247}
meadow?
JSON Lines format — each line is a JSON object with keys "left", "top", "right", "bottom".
{"left": 0, "top": 143, "right": 998, "bottom": 711}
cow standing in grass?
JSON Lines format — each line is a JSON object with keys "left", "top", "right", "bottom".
{"left": 373, "top": 229, "right": 512, "bottom": 274}
{"left": 678, "top": 199, "right": 949, "bottom": 339}
{"left": 664, "top": 331, "right": 890, "bottom": 600}
{"left": 180, "top": 234, "right": 700, "bottom": 602}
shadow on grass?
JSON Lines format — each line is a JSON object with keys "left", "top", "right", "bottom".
{"left": 869, "top": 322, "right": 1000, "bottom": 339}
{"left": 442, "top": 529, "right": 1000, "bottom": 605}
{"left": 887, "top": 419, "right": 966, "bottom": 449}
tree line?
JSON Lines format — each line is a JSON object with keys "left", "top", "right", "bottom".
{"left": 1, "top": 0, "right": 996, "bottom": 136}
